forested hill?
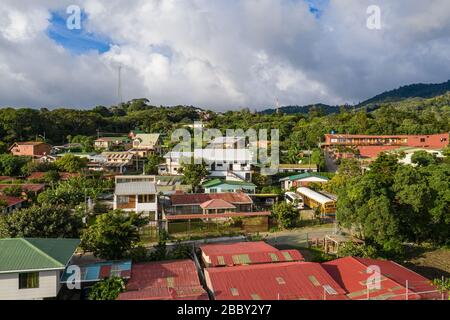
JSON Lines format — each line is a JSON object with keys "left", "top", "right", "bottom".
{"left": 259, "top": 103, "right": 345, "bottom": 115}
{"left": 360, "top": 80, "right": 450, "bottom": 106}
{"left": 260, "top": 79, "right": 450, "bottom": 114}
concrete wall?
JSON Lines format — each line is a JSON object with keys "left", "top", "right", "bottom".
{"left": 0, "top": 270, "right": 61, "bottom": 300}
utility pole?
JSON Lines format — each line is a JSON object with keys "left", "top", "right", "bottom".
{"left": 276, "top": 98, "right": 280, "bottom": 114}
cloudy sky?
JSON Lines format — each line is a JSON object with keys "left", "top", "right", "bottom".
{"left": 0, "top": 0, "right": 450, "bottom": 110}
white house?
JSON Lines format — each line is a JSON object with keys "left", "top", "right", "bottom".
{"left": 160, "top": 149, "right": 254, "bottom": 181}
{"left": 114, "top": 175, "right": 158, "bottom": 221}
{"left": 0, "top": 238, "right": 80, "bottom": 300}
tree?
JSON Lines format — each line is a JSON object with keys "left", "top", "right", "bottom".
{"left": 0, "top": 205, "right": 83, "bottom": 238}
{"left": 81, "top": 210, "right": 149, "bottom": 260}
{"left": 1, "top": 185, "right": 23, "bottom": 197}
{"left": 0, "top": 154, "right": 30, "bottom": 176}
{"left": 55, "top": 154, "right": 88, "bottom": 173}
{"left": 144, "top": 154, "right": 163, "bottom": 175}
{"left": 411, "top": 150, "right": 437, "bottom": 166}
{"left": 180, "top": 162, "right": 208, "bottom": 192}
{"left": 272, "top": 202, "right": 298, "bottom": 229}
{"left": 338, "top": 242, "right": 378, "bottom": 258}
{"left": 432, "top": 278, "right": 450, "bottom": 300}
{"left": 88, "top": 277, "right": 125, "bottom": 300}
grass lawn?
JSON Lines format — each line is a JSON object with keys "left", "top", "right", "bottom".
{"left": 399, "top": 246, "right": 450, "bottom": 280}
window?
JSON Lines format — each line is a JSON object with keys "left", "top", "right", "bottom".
{"left": 209, "top": 188, "right": 217, "bottom": 193}
{"left": 138, "top": 194, "right": 155, "bottom": 203}
{"left": 117, "top": 196, "right": 129, "bottom": 204}
{"left": 420, "top": 138, "right": 426, "bottom": 143}
{"left": 19, "top": 272, "right": 39, "bottom": 289}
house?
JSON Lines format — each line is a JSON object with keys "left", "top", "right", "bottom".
{"left": 155, "top": 175, "right": 192, "bottom": 195}
{"left": 0, "top": 184, "right": 46, "bottom": 198}
{"left": 323, "top": 133, "right": 449, "bottom": 160}
{"left": 0, "top": 238, "right": 80, "bottom": 300}
{"left": 9, "top": 142, "right": 52, "bottom": 158}
{"left": 94, "top": 136, "right": 131, "bottom": 150}
{"left": 113, "top": 175, "right": 158, "bottom": 220}
{"left": 159, "top": 152, "right": 192, "bottom": 175}
{"left": 277, "top": 164, "right": 318, "bottom": 174}
{"left": 280, "top": 173, "right": 329, "bottom": 191}
{"left": 322, "top": 257, "right": 442, "bottom": 300}
{"left": 205, "top": 262, "right": 348, "bottom": 300}
{"left": 0, "top": 195, "right": 25, "bottom": 214}
{"left": 161, "top": 149, "right": 254, "bottom": 181}
{"left": 27, "top": 172, "right": 80, "bottom": 182}
{"left": 200, "top": 242, "right": 304, "bottom": 267}
{"left": 129, "top": 133, "right": 162, "bottom": 157}
{"left": 167, "top": 192, "right": 253, "bottom": 215}
{"left": 202, "top": 179, "right": 256, "bottom": 194}
{"left": 87, "top": 152, "right": 136, "bottom": 173}
{"left": 117, "top": 260, "right": 208, "bottom": 300}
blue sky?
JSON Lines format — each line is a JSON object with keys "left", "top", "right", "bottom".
{"left": 47, "top": 10, "right": 111, "bottom": 55}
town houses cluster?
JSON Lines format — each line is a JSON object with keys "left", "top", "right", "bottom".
{"left": 0, "top": 130, "right": 449, "bottom": 300}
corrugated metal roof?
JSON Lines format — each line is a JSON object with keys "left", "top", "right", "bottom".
{"left": 205, "top": 262, "right": 347, "bottom": 300}
{"left": 0, "top": 238, "right": 80, "bottom": 273}
{"left": 322, "top": 257, "right": 439, "bottom": 300}
{"left": 115, "top": 182, "right": 156, "bottom": 195}
{"left": 200, "top": 199, "right": 236, "bottom": 210}
{"left": 165, "top": 211, "right": 271, "bottom": 220}
{"left": 297, "top": 187, "right": 334, "bottom": 205}
{"left": 61, "top": 260, "right": 132, "bottom": 283}
{"left": 117, "top": 260, "right": 208, "bottom": 300}
{"left": 279, "top": 173, "right": 329, "bottom": 182}
{"left": 170, "top": 192, "right": 253, "bottom": 206}
{"left": 201, "top": 242, "right": 304, "bottom": 267}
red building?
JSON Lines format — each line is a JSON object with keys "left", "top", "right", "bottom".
{"left": 9, "top": 141, "right": 52, "bottom": 158}
{"left": 322, "top": 257, "right": 443, "bottom": 300}
{"left": 205, "top": 262, "right": 348, "bottom": 300}
{"left": 117, "top": 260, "right": 208, "bottom": 300}
{"left": 200, "top": 241, "right": 304, "bottom": 267}
{"left": 323, "top": 133, "right": 449, "bottom": 159}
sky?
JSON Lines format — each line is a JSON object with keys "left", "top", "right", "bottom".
{"left": 0, "top": 0, "right": 450, "bottom": 111}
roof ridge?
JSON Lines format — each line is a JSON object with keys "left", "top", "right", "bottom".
{"left": 352, "top": 257, "right": 409, "bottom": 289}
{"left": 21, "top": 238, "right": 66, "bottom": 268}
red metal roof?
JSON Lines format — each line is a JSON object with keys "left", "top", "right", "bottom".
{"left": 0, "top": 195, "right": 25, "bottom": 207}
{"left": 200, "top": 199, "right": 236, "bottom": 210}
{"left": 28, "top": 172, "right": 81, "bottom": 181}
{"left": 171, "top": 192, "right": 253, "bottom": 206}
{"left": 117, "top": 260, "right": 208, "bottom": 301}
{"left": 322, "top": 257, "right": 440, "bottom": 300}
{"left": 200, "top": 242, "right": 304, "bottom": 267}
{"left": 165, "top": 211, "right": 271, "bottom": 220}
{"left": 205, "top": 262, "right": 347, "bottom": 300}
{"left": 0, "top": 184, "right": 45, "bottom": 193}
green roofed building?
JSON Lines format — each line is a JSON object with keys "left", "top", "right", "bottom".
{"left": 279, "top": 172, "right": 329, "bottom": 191}
{"left": 203, "top": 179, "right": 256, "bottom": 194}
{"left": 0, "top": 238, "right": 80, "bottom": 300}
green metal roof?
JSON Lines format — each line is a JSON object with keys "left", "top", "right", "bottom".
{"left": 280, "top": 172, "right": 329, "bottom": 182}
{"left": 0, "top": 238, "right": 80, "bottom": 273}
{"left": 203, "top": 179, "right": 256, "bottom": 188}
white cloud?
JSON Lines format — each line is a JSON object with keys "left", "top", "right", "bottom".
{"left": 0, "top": 0, "right": 450, "bottom": 110}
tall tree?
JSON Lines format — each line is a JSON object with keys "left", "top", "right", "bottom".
{"left": 81, "top": 210, "right": 149, "bottom": 260}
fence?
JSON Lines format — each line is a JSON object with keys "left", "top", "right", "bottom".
{"left": 167, "top": 216, "right": 269, "bottom": 239}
